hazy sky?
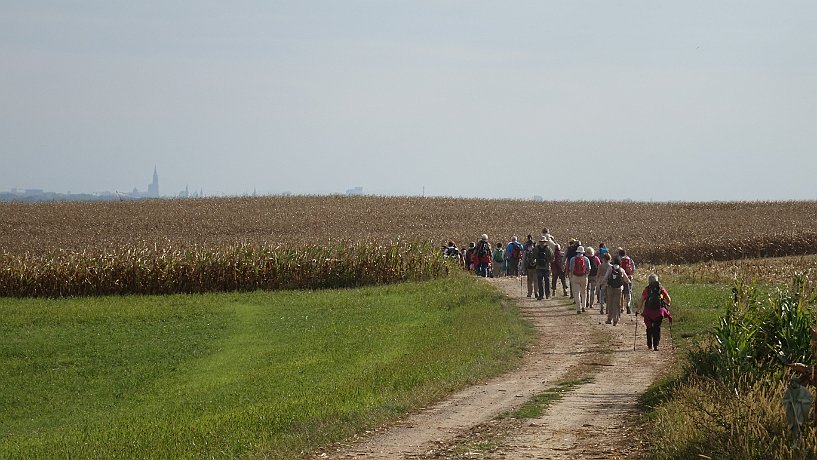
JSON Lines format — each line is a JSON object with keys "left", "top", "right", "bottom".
{"left": 1, "top": 2, "right": 815, "bottom": 201}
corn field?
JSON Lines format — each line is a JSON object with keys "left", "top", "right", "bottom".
{"left": 1, "top": 196, "right": 816, "bottom": 297}
{"left": 0, "top": 242, "right": 449, "bottom": 297}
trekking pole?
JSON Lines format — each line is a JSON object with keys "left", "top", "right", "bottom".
{"left": 669, "top": 320, "right": 675, "bottom": 350}
{"left": 520, "top": 274, "right": 523, "bottom": 297}
{"left": 633, "top": 317, "right": 638, "bottom": 351}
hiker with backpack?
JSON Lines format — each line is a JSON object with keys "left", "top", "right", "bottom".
{"left": 550, "top": 243, "right": 569, "bottom": 297}
{"left": 568, "top": 246, "right": 591, "bottom": 313}
{"left": 444, "top": 241, "right": 462, "bottom": 264}
{"left": 605, "top": 256, "right": 631, "bottom": 325}
{"left": 493, "top": 242, "right": 506, "bottom": 277}
{"left": 618, "top": 248, "right": 637, "bottom": 314}
{"left": 533, "top": 235, "right": 553, "bottom": 300}
{"left": 639, "top": 274, "right": 673, "bottom": 351}
{"left": 595, "top": 252, "right": 612, "bottom": 315}
{"left": 474, "top": 235, "right": 492, "bottom": 277}
{"left": 584, "top": 247, "right": 601, "bottom": 310}
{"left": 598, "top": 242, "right": 609, "bottom": 258}
{"left": 565, "top": 239, "right": 580, "bottom": 298}
{"left": 504, "top": 236, "right": 524, "bottom": 276}
{"left": 523, "top": 242, "right": 538, "bottom": 297}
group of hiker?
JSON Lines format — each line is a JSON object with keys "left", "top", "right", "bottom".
{"left": 443, "top": 228, "right": 673, "bottom": 351}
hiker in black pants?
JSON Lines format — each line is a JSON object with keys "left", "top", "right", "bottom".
{"left": 504, "top": 236, "right": 524, "bottom": 276}
{"left": 639, "top": 274, "right": 673, "bottom": 351}
{"left": 533, "top": 236, "right": 552, "bottom": 300}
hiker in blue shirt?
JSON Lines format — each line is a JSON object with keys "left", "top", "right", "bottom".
{"left": 504, "top": 236, "right": 524, "bottom": 276}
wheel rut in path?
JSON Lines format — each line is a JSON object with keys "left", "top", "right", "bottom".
{"left": 314, "top": 277, "right": 673, "bottom": 459}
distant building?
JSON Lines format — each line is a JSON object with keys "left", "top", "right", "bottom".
{"left": 128, "top": 167, "right": 160, "bottom": 198}
{"left": 346, "top": 186, "right": 364, "bottom": 196}
{"left": 147, "top": 166, "right": 159, "bottom": 197}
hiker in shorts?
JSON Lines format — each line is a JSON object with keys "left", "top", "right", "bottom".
{"left": 523, "top": 242, "right": 537, "bottom": 297}
{"left": 584, "top": 247, "right": 601, "bottom": 310}
{"left": 618, "top": 248, "right": 636, "bottom": 314}
{"left": 550, "top": 243, "right": 568, "bottom": 297}
{"left": 595, "top": 252, "right": 612, "bottom": 315}
{"left": 533, "top": 235, "right": 552, "bottom": 300}
{"left": 474, "top": 235, "right": 492, "bottom": 277}
{"left": 568, "top": 246, "right": 590, "bottom": 313}
{"left": 504, "top": 236, "right": 524, "bottom": 276}
{"left": 493, "top": 242, "right": 506, "bottom": 277}
{"left": 639, "top": 274, "right": 673, "bottom": 351}
{"left": 605, "top": 256, "right": 631, "bottom": 325}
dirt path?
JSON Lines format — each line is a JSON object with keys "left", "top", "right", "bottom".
{"left": 315, "top": 277, "right": 673, "bottom": 459}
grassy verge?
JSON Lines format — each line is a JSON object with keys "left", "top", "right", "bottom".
{"left": 638, "top": 276, "right": 817, "bottom": 459}
{"left": 0, "top": 273, "right": 533, "bottom": 459}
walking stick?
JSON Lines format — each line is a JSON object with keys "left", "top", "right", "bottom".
{"left": 520, "top": 273, "right": 523, "bottom": 297}
{"left": 633, "top": 317, "right": 638, "bottom": 351}
{"left": 669, "top": 319, "right": 675, "bottom": 350}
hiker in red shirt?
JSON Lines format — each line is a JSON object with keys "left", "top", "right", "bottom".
{"left": 474, "top": 234, "right": 493, "bottom": 277}
{"left": 639, "top": 274, "right": 673, "bottom": 351}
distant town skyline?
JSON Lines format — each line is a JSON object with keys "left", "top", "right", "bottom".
{"left": 0, "top": 167, "right": 372, "bottom": 201}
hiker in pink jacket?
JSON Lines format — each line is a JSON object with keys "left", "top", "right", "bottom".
{"left": 639, "top": 274, "right": 673, "bottom": 351}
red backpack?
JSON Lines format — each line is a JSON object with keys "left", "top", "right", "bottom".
{"left": 573, "top": 256, "right": 588, "bottom": 276}
{"left": 620, "top": 256, "right": 634, "bottom": 276}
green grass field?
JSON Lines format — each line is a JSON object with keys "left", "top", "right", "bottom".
{"left": 0, "top": 274, "right": 533, "bottom": 459}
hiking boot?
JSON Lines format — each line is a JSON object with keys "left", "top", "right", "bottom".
{"left": 626, "top": 307, "right": 632, "bottom": 314}
{"left": 605, "top": 320, "right": 612, "bottom": 324}
{"left": 581, "top": 307, "right": 586, "bottom": 313}
{"left": 653, "top": 346, "right": 659, "bottom": 351}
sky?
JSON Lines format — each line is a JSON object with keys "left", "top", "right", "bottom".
{"left": 1, "top": 1, "right": 815, "bottom": 201}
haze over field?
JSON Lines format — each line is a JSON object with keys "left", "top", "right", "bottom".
{"left": 1, "top": 2, "right": 815, "bottom": 201}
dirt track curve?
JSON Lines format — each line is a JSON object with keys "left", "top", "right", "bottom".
{"left": 313, "top": 276, "right": 673, "bottom": 459}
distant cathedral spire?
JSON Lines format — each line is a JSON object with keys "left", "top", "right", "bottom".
{"left": 148, "top": 166, "right": 159, "bottom": 198}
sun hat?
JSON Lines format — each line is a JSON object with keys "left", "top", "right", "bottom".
{"left": 481, "top": 234, "right": 489, "bottom": 241}
{"left": 648, "top": 273, "right": 659, "bottom": 284}
{"left": 576, "top": 246, "right": 585, "bottom": 254}
{"left": 585, "top": 246, "right": 595, "bottom": 256}
{"left": 539, "top": 235, "right": 547, "bottom": 242}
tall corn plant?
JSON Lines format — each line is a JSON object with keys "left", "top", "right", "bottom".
{"left": 0, "top": 242, "right": 450, "bottom": 298}
{"left": 690, "top": 274, "right": 816, "bottom": 388}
